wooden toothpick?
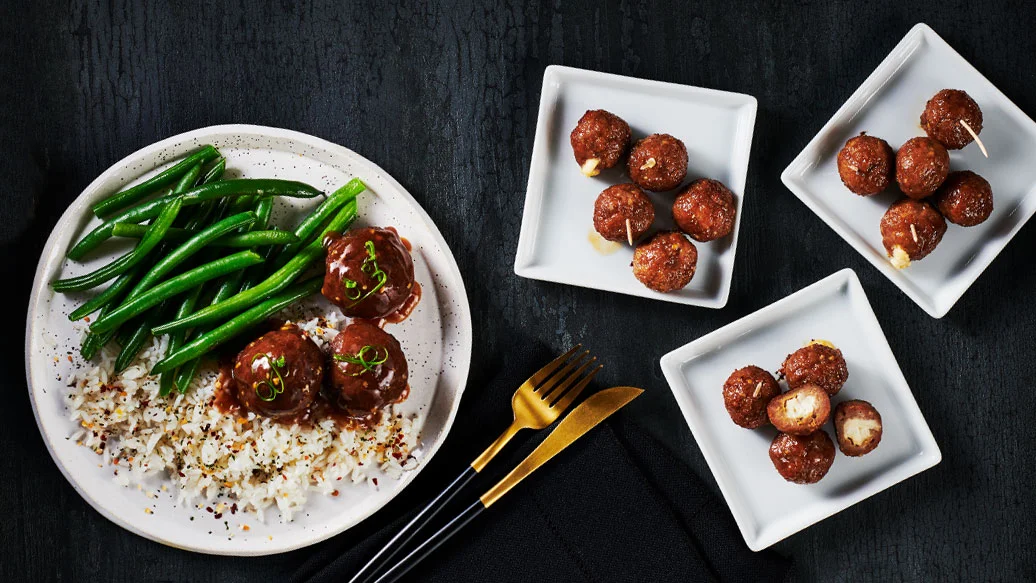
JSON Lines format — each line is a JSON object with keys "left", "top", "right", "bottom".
{"left": 960, "top": 119, "right": 989, "bottom": 158}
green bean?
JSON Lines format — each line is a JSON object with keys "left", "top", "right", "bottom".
{"left": 67, "top": 179, "right": 322, "bottom": 261}
{"left": 273, "top": 178, "right": 364, "bottom": 267}
{"left": 120, "top": 212, "right": 256, "bottom": 299}
{"left": 159, "top": 286, "right": 203, "bottom": 397}
{"left": 68, "top": 265, "right": 142, "bottom": 321}
{"left": 171, "top": 270, "right": 246, "bottom": 392}
{"left": 89, "top": 250, "right": 264, "bottom": 334}
{"left": 110, "top": 224, "right": 297, "bottom": 247}
{"left": 200, "top": 157, "right": 226, "bottom": 184}
{"left": 151, "top": 277, "right": 323, "bottom": 374}
{"left": 152, "top": 198, "right": 357, "bottom": 334}
{"left": 53, "top": 197, "right": 184, "bottom": 292}
{"left": 91, "top": 146, "right": 219, "bottom": 218}
{"left": 174, "top": 163, "right": 203, "bottom": 196}
{"left": 113, "top": 308, "right": 166, "bottom": 373}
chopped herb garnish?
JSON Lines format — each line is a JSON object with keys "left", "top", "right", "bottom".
{"left": 333, "top": 345, "right": 388, "bottom": 375}
{"left": 252, "top": 353, "right": 288, "bottom": 402}
{"left": 341, "top": 240, "right": 388, "bottom": 305}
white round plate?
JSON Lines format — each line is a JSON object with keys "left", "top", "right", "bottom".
{"left": 25, "top": 125, "right": 472, "bottom": 555}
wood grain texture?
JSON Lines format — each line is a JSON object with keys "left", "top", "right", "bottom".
{"left": 3, "top": 0, "right": 1036, "bottom": 581}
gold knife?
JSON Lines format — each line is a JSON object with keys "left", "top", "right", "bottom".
{"left": 371, "top": 386, "right": 644, "bottom": 583}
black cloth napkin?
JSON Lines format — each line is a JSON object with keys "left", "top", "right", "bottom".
{"left": 290, "top": 340, "right": 791, "bottom": 583}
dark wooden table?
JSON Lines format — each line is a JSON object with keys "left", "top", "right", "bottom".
{"left": 3, "top": 1, "right": 1035, "bottom": 581}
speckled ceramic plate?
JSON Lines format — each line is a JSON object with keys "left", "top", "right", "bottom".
{"left": 782, "top": 23, "right": 1036, "bottom": 318}
{"left": 25, "top": 125, "right": 472, "bottom": 555}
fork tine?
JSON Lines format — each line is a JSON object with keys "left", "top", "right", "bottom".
{"left": 550, "top": 363, "right": 602, "bottom": 411}
{"left": 526, "top": 344, "right": 582, "bottom": 388}
{"left": 536, "top": 350, "right": 589, "bottom": 397}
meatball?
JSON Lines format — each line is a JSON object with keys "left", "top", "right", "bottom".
{"left": 834, "top": 400, "right": 883, "bottom": 457}
{"left": 879, "top": 198, "right": 947, "bottom": 269}
{"left": 921, "top": 89, "right": 983, "bottom": 150}
{"left": 837, "top": 133, "right": 894, "bottom": 196}
{"left": 769, "top": 431, "right": 836, "bottom": 484}
{"left": 328, "top": 321, "right": 409, "bottom": 418}
{"left": 672, "top": 179, "right": 737, "bottom": 242}
{"left": 722, "top": 365, "right": 781, "bottom": 429}
{"left": 767, "top": 385, "right": 831, "bottom": 435}
{"left": 932, "top": 170, "right": 993, "bottom": 227}
{"left": 779, "top": 341, "right": 848, "bottom": 396}
{"left": 231, "top": 324, "right": 324, "bottom": 420}
{"left": 632, "top": 231, "right": 697, "bottom": 293}
{"left": 627, "top": 133, "right": 688, "bottom": 192}
{"left": 570, "top": 109, "right": 632, "bottom": 177}
{"left": 322, "top": 227, "right": 416, "bottom": 320}
{"left": 593, "top": 183, "right": 655, "bottom": 243}
{"left": 895, "top": 137, "right": 949, "bottom": 199}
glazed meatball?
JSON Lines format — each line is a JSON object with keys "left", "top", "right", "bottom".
{"left": 837, "top": 133, "right": 894, "bottom": 196}
{"left": 769, "top": 431, "right": 836, "bottom": 485}
{"left": 322, "top": 227, "right": 416, "bottom": 320}
{"left": 879, "top": 198, "right": 947, "bottom": 269}
{"left": 767, "top": 385, "right": 831, "bottom": 436}
{"left": 895, "top": 137, "right": 949, "bottom": 199}
{"left": 231, "top": 324, "right": 324, "bottom": 420}
{"left": 834, "top": 400, "right": 883, "bottom": 457}
{"left": 328, "top": 321, "right": 409, "bottom": 418}
{"left": 779, "top": 341, "right": 848, "bottom": 396}
{"left": 932, "top": 170, "right": 993, "bottom": 227}
{"left": 570, "top": 109, "right": 632, "bottom": 177}
{"left": 593, "top": 183, "right": 655, "bottom": 243}
{"left": 921, "top": 89, "right": 983, "bottom": 150}
{"left": 722, "top": 365, "right": 781, "bottom": 429}
{"left": 632, "top": 231, "right": 698, "bottom": 292}
{"left": 628, "top": 134, "right": 688, "bottom": 192}
{"left": 672, "top": 179, "right": 737, "bottom": 242}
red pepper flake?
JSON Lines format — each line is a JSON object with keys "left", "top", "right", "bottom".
{"left": 392, "top": 452, "right": 402, "bottom": 460}
{"left": 206, "top": 506, "right": 213, "bottom": 513}
{"left": 230, "top": 503, "right": 238, "bottom": 515}
{"left": 331, "top": 490, "right": 339, "bottom": 497}
{"left": 214, "top": 513, "right": 223, "bottom": 519}
{"left": 372, "top": 478, "right": 378, "bottom": 486}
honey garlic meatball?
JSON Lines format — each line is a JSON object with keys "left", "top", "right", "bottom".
{"left": 921, "top": 89, "right": 983, "bottom": 150}
{"left": 895, "top": 137, "right": 949, "bottom": 199}
{"left": 779, "top": 341, "right": 848, "bottom": 397}
{"left": 672, "top": 179, "right": 737, "bottom": 242}
{"left": 231, "top": 324, "right": 325, "bottom": 420}
{"left": 628, "top": 133, "right": 688, "bottom": 192}
{"left": 631, "top": 231, "right": 698, "bottom": 293}
{"left": 837, "top": 133, "right": 895, "bottom": 196}
{"left": 593, "top": 183, "right": 655, "bottom": 243}
{"left": 769, "top": 431, "right": 836, "bottom": 485}
{"left": 834, "top": 400, "right": 883, "bottom": 457}
{"left": 767, "top": 385, "right": 831, "bottom": 436}
{"left": 722, "top": 365, "right": 781, "bottom": 429}
{"left": 570, "top": 109, "right": 632, "bottom": 177}
{"left": 931, "top": 170, "right": 993, "bottom": 227}
{"left": 879, "top": 198, "right": 947, "bottom": 269}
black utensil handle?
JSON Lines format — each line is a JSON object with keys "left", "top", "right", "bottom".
{"left": 352, "top": 466, "right": 479, "bottom": 583}
{"left": 372, "top": 500, "right": 485, "bottom": 583}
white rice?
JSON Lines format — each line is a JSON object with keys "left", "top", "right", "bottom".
{"left": 65, "top": 304, "right": 421, "bottom": 522}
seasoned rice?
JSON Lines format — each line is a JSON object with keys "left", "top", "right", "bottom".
{"left": 65, "top": 303, "right": 421, "bottom": 522}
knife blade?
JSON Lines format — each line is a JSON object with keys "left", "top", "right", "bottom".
{"left": 479, "top": 385, "right": 643, "bottom": 508}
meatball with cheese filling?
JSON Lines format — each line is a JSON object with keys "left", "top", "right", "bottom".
{"left": 767, "top": 385, "right": 831, "bottom": 435}
{"left": 834, "top": 400, "right": 883, "bottom": 456}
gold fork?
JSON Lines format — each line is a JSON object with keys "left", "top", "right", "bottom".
{"left": 350, "top": 345, "right": 601, "bottom": 583}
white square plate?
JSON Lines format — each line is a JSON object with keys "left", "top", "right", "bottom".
{"left": 781, "top": 23, "right": 1036, "bottom": 318}
{"left": 660, "top": 269, "right": 940, "bottom": 551}
{"left": 514, "top": 65, "right": 757, "bottom": 308}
